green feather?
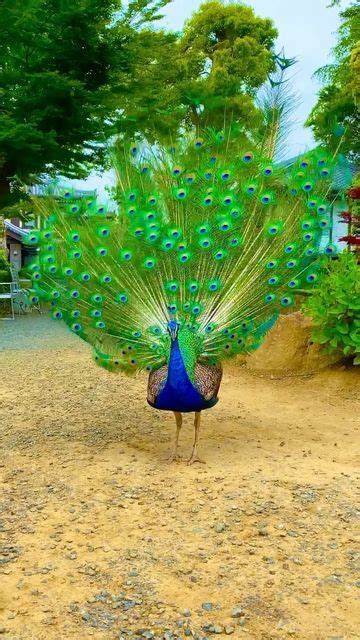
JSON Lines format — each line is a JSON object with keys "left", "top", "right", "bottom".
{"left": 29, "top": 129, "right": 346, "bottom": 373}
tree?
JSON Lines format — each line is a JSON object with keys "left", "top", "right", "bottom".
{"left": 116, "top": 1, "right": 279, "bottom": 145}
{"left": 0, "top": 0, "right": 173, "bottom": 209}
{"left": 306, "top": 1, "right": 360, "bottom": 160}
{"left": 177, "top": 1, "right": 277, "bottom": 131}
{"left": 0, "top": 0, "right": 279, "bottom": 216}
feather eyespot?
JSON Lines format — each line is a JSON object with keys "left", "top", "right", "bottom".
{"left": 305, "top": 247, "right": 315, "bottom": 257}
{"left": 302, "top": 182, "right": 313, "bottom": 192}
{"left": 303, "top": 233, "right": 313, "bottom": 242}
{"left": 260, "top": 194, "right": 271, "bottom": 204}
{"left": 284, "top": 244, "right": 296, "bottom": 253}
{"left": 243, "top": 152, "right": 253, "bottom": 163}
{"left": 325, "top": 244, "right": 336, "bottom": 255}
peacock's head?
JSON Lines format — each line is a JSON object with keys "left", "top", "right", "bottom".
{"left": 167, "top": 319, "right": 180, "bottom": 341}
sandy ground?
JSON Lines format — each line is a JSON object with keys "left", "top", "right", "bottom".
{"left": 0, "top": 316, "right": 359, "bottom": 640}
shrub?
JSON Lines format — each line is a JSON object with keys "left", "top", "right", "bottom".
{"left": 303, "top": 252, "right": 360, "bottom": 364}
{"left": 0, "top": 248, "right": 9, "bottom": 271}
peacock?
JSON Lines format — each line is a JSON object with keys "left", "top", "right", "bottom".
{"left": 26, "top": 125, "right": 346, "bottom": 463}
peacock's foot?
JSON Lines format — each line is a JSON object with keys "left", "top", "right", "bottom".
{"left": 167, "top": 450, "right": 182, "bottom": 464}
{"left": 187, "top": 451, "right": 206, "bottom": 465}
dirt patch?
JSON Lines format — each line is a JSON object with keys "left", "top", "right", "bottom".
{"left": 0, "top": 317, "right": 359, "bottom": 639}
{"left": 245, "top": 312, "right": 342, "bottom": 373}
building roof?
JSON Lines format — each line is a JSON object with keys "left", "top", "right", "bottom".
{"left": 4, "top": 220, "right": 30, "bottom": 242}
{"left": 28, "top": 182, "right": 96, "bottom": 199}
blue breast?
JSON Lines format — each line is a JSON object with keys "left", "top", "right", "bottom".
{"left": 155, "top": 339, "right": 209, "bottom": 413}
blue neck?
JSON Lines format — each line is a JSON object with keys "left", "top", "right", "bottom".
{"left": 155, "top": 338, "right": 202, "bottom": 412}
{"left": 168, "top": 338, "right": 189, "bottom": 384}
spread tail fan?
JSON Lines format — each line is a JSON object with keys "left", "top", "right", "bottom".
{"left": 26, "top": 129, "right": 347, "bottom": 374}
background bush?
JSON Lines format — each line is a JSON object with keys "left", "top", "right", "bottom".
{"left": 303, "top": 252, "right": 360, "bottom": 364}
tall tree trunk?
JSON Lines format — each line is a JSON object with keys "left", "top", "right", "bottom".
{"left": 0, "top": 173, "right": 11, "bottom": 256}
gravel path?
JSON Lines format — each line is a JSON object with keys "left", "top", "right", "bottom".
{"left": 0, "top": 315, "right": 359, "bottom": 639}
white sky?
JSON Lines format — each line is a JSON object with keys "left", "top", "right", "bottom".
{"left": 71, "top": 0, "right": 348, "bottom": 199}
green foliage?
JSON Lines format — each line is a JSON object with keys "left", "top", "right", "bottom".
{"left": 118, "top": 1, "right": 279, "bottom": 143}
{"left": 177, "top": 1, "right": 278, "bottom": 131}
{"left": 0, "top": 0, "right": 173, "bottom": 207}
{"left": 303, "top": 252, "right": 360, "bottom": 364}
{"left": 0, "top": 0, "right": 278, "bottom": 212}
{"left": 0, "top": 248, "right": 9, "bottom": 272}
{"left": 307, "top": 2, "right": 360, "bottom": 160}
{"left": 0, "top": 249, "right": 11, "bottom": 294}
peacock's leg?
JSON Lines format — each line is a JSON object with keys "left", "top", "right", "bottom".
{"left": 187, "top": 411, "right": 205, "bottom": 465}
{"left": 168, "top": 411, "right": 182, "bottom": 463}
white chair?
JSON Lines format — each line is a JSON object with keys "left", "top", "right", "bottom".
{"left": 0, "top": 267, "right": 39, "bottom": 319}
{"left": 0, "top": 279, "right": 15, "bottom": 320}
{"left": 10, "top": 267, "right": 31, "bottom": 314}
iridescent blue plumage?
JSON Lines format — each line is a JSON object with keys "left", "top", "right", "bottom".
{"left": 151, "top": 338, "right": 219, "bottom": 413}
